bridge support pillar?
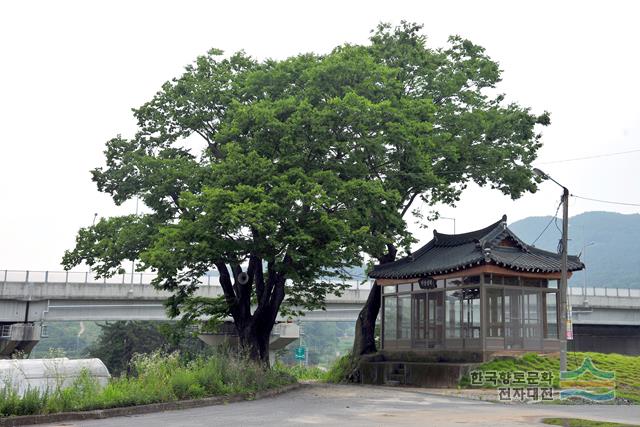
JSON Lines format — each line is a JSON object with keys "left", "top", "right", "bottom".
{"left": 197, "top": 322, "right": 300, "bottom": 364}
{"left": 0, "top": 323, "right": 42, "bottom": 359}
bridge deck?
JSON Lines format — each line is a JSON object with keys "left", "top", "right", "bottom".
{"left": 1, "top": 270, "right": 639, "bottom": 324}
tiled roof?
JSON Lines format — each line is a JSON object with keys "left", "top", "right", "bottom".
{"left": 369, "top": 215, "right": 584, "bottom": 279}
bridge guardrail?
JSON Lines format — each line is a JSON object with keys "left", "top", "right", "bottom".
{"left": 4, "top": 270, "right": 640, "bottom": 295}
{"left": 569, "top": 286, "right": 640, "bottom": 298}
{"left": 0, "top": 270, "right": 374, "bottom": 290}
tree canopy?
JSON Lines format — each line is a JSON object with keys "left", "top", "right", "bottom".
{"left": 63, "top": 22, "right": 549, "bottom": 363}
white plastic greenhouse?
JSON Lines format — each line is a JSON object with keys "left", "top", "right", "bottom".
{"left": 0, "top": 358, "right": 110, "bottom": 395}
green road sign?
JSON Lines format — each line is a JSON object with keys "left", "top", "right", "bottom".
{"left": 294, "top": 346, "right": 305, "bottom": 360}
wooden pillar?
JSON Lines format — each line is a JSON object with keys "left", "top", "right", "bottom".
{"left": 380, "top": 290, "right": 385, "bottom": 350}
{"left": 480, "top": 274, "right": 487, "bottom": 360}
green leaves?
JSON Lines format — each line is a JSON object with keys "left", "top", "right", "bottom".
{"left": 63, "top": 215, "right": 156, "bottom": 278}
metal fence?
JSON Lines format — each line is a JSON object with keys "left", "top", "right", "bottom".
{"left": 0, "top": 270, "right": 373, "bottom": 290}
{"left": 1, "top": 270, "right": 165, "bottom": 285}
{"left": 5, "top": 270, "right": 640, "bottom": 295}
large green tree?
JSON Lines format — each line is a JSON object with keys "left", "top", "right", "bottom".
{"left": 63, "top": 22, "right": 549, "bottom": 365}
{"left": 348, "top": 22, "right": 550, "bottom": 362}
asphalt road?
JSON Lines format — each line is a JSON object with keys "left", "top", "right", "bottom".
{"left": 39, "top": 384, "right": 640, "bottom": 427}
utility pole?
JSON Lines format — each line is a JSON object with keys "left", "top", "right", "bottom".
{"left": 533, "top": 168, "right": 570, "bottom": 373}
{"left": 559, "top": 187, "right": 569, "bottom": 373}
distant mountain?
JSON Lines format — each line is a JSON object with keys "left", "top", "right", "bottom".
{"left": 509, "top": 211, "right": 640, "bottom": 288}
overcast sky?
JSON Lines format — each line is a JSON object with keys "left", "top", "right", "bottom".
{"left": 1, "top": 0, "right": 639, "bottom": 271}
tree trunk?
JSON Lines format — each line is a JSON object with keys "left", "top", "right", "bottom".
{"left": 238, "top": 321, "right": 271, "bottom": 365}
{"left": 352, "top": 283, "right": 381, "bottom": 357}
{"left": 215, "top": 258, "right": 286, "bottom": 367}
{"left": 349, "top": 245, "right": 397, "bottom": 380}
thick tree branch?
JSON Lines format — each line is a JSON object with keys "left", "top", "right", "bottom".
{"left": 400, "top": 191, "right": 420, "bottom": 218}
{"left": 377, "top": 243, "right": 397, "bottom": 265}
{"left": 214, "top": 261, "right": 239, "bottom": 320}
{"left": 230, "top": 263, "right": 242, "bottom": 299}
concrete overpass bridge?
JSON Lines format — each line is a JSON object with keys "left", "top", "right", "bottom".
{"left": 0, "top": 270, "right": 370, "bottom": 323}
{"left": 1, "top": 270, "right": 640, "bottom": 356}
{"left": 0, "top": 270, "right": 370, "bottom": 357}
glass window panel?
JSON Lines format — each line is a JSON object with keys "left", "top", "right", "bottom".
{"left": 487, "top": 288, "right": 504, "bottom": 337}
{"left": 446, "top": 290, "right": 462, "bottom": 338}
{"left": 463, "top": 276, "right": 480, "bottom": 286}
{"left": 490, "top": 275, "right": 503, "bottom": 285}
{"left": 523, "top": 278, "right": 548, "bottom": 288}
{"left": 413, "top": 294, "right": 426, "bottom": 342}
{"left": 523, "top": 290, "right": 541, "bottom": 339}
{"left": 383, "top": 295, "right": 397, "bottom": 341}
{"left": 383, "top": 285, "right": 396, "bottom": 294}
{"left": 504, "top": 288, "right": 523, "bottom": 348}
{"left": 397, "top": 295, "right": 411, "bottom": 339}
{"left": 428, "top": 291, "right": 444, "bottom": 347}
{"left": 504, "top": 276, "right": 520, "bottom": 286}
{"left": 545, "top": 292, "right": 558, "bottom": 339}
{"left": 447, "top": 277, "right": 464, "bottom": 287}
{"left": 462, "top": 287, "right": 481, "bottom": 338}
{"left": 548, "top": 280, "right": 558, "bottom": 289}
{"left": 397, "top": 283, "right": 412, "bottom": 293}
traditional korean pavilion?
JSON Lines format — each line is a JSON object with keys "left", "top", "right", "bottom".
{"left": 370, "top": 215, "right": 584, "bottom": 356}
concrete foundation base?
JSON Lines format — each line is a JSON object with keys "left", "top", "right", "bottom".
{"left": 359, "top": 351, "right": 481, "bottom": 388}
{"left": 360, "top": 361, "right": 477, "bottom": 388}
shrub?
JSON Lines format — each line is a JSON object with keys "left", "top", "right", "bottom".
{"left": 0, "top": 386, "right": 21, "bottom": 416}
{"left": 193, "top": 359, "right": 228, "bottom": 395}
{"left": 18, "top": 387, "right": 46, "bottom": 415}
{"left": 170, "top": 370, "right": 197, "bottom": 400}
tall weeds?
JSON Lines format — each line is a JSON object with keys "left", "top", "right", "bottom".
{"left": 0, "top": 351, "right": 295, "bottom": 417}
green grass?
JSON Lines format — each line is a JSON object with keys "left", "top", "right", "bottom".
{"left": 0, "top": 350, "right": 295, "bottom": 417}
{"left": 460, "top": 352, "right": 640, "bottom": 403}
{"left": 542, "top": 418, "right": 640, "bottom": 427}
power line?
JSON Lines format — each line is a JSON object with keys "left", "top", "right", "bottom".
{"left": 535, "top": 148, "right": 640, "bottom": 165}
{"left": 571, "top": 194, "right": 640, "bottom": 207}
{"left": 531, "top": 200, "right": 563, "bottom": 247}
{"left": 506, "top": 199, "right": 563, "bottom": 267}
{"left": 369, "top": 149, "right": 640, "bottom": 178}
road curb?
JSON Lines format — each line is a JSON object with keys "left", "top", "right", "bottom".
{"left": 0, "top": 382, "right": 303, "bottom": 426}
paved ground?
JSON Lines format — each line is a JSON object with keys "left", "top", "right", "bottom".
{"left": 39, "top": 384, "right": 640, "bottom": 427}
